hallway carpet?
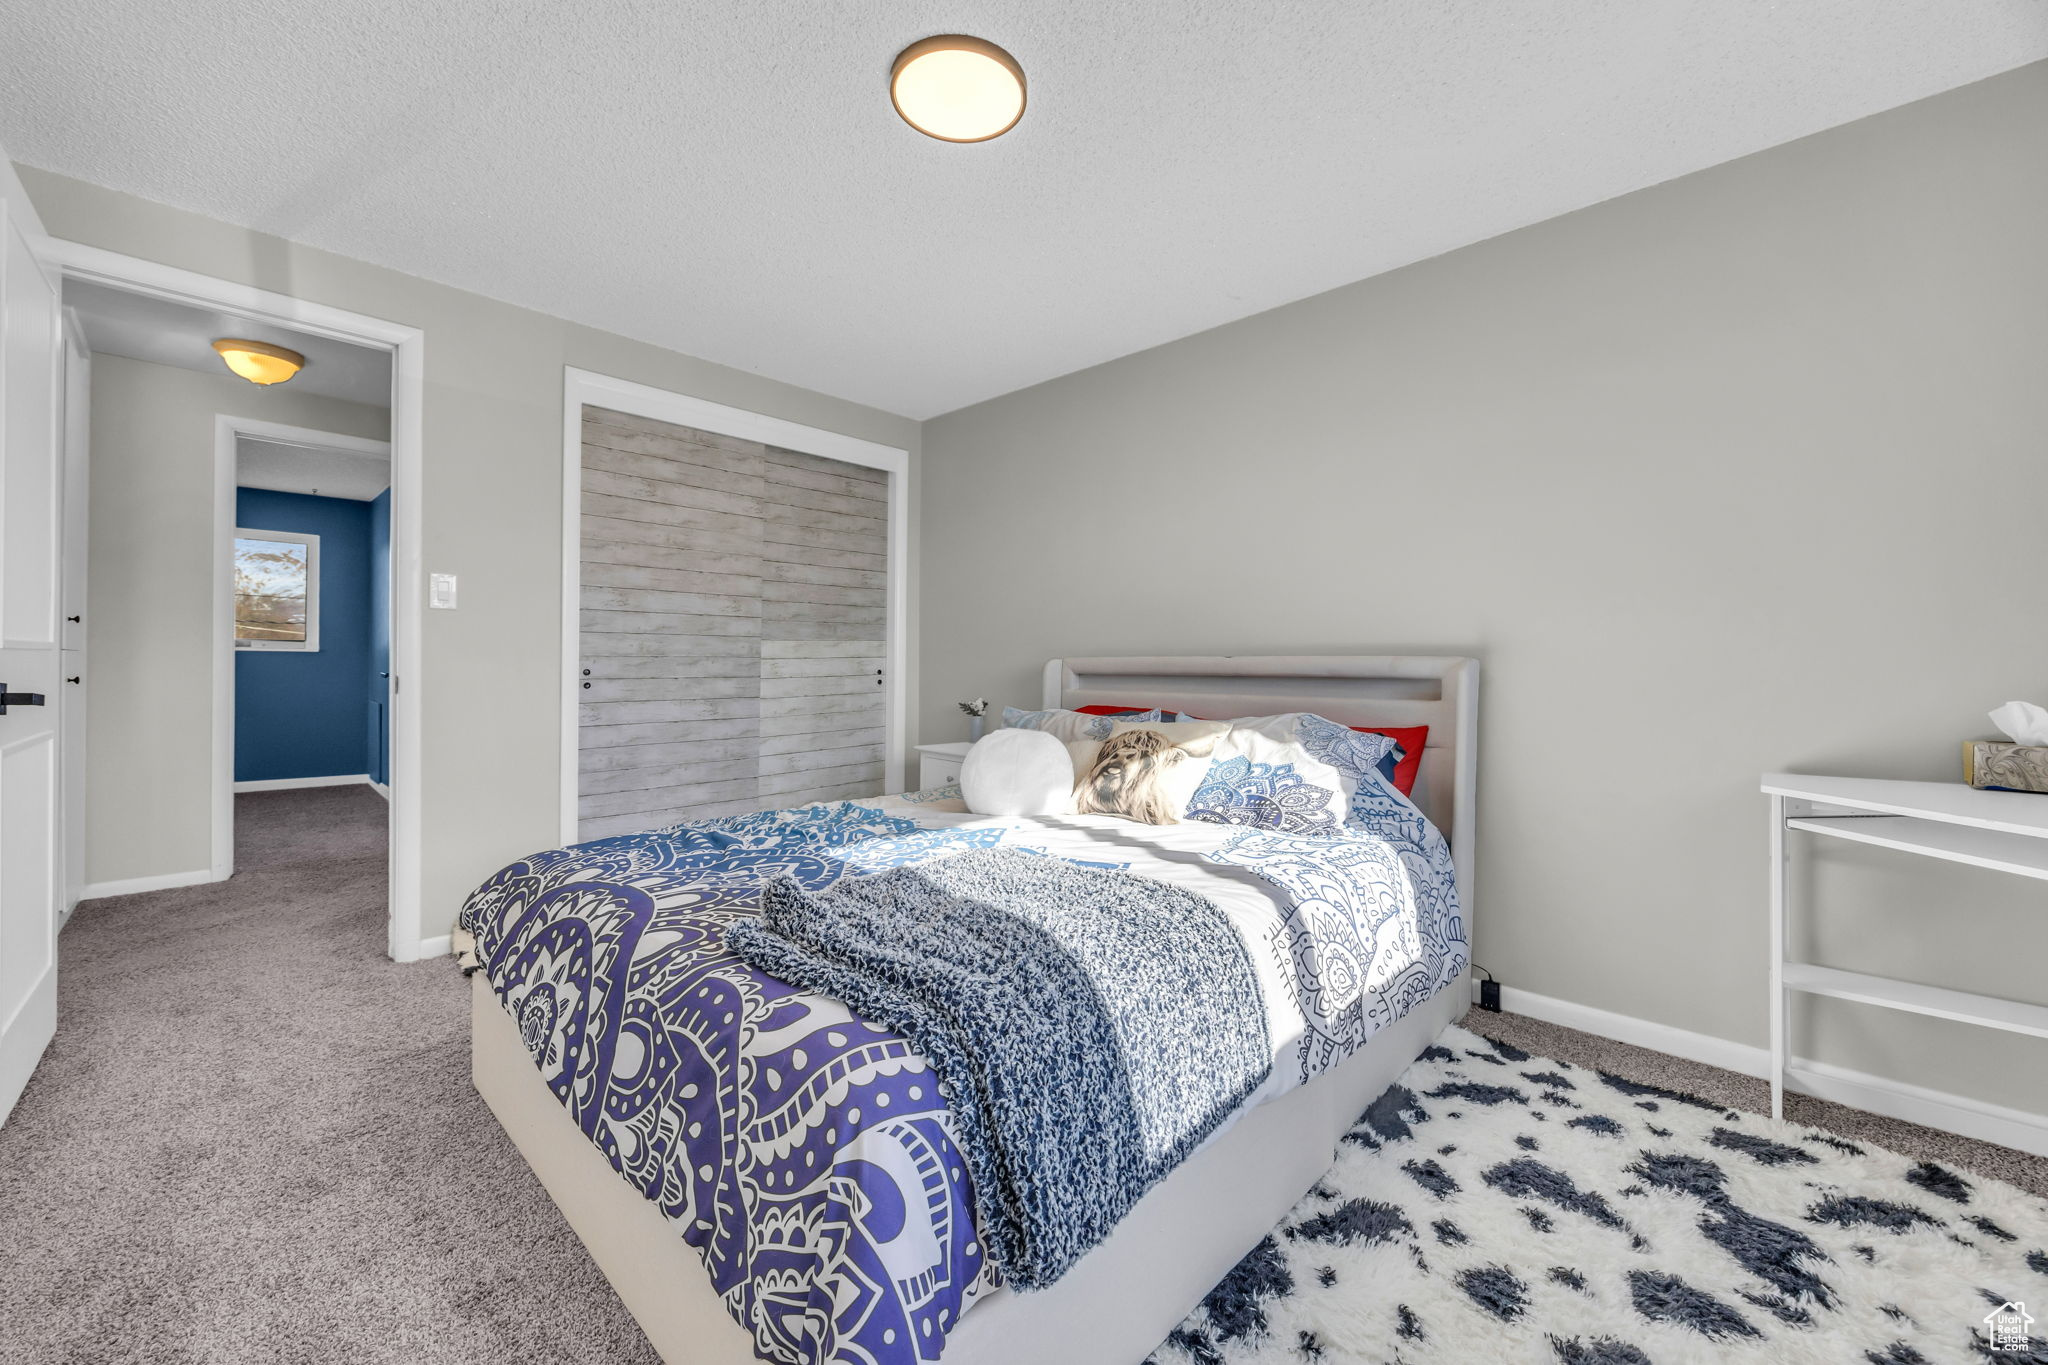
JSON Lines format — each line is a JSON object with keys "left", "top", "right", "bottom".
{"left": 0, "top": 787, "right": 659, "bottom": 1364}
{"left": 2, "top": 788, "right": 2040, "bottom": 1362}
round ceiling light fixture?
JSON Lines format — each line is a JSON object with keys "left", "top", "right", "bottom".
{"left": 213, "top": 338, "right": 305, "bottom": 386}
{"left": 890, "top": 35, "right": 1026, "bottom": 143}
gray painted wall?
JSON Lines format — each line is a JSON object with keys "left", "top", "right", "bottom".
{"left": 25, "top": 167, "right": 921, "bottom": 935}
{"left": 918, "top": 65, "right": 2048, "bottom": 1113}
{"left": 85, "top": 354, "right": 390, "bottom": 885}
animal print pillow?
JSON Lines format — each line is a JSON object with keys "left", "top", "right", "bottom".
{"left": 1067, "top": 721, "right": 1230, "bottom": 825}
{"left": 1184, "top": 714, "right": 1399, "bottom": 836}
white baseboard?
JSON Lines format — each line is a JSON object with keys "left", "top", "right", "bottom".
{"left": 1485, "top": 982, "right": 2048, "bottom": 1160}
{"left": 368, "top": 780, "right": 391, "bottom": 801}
{"left": 81, "top": 867, "right": 226, "bottom": 901}
{"left": 388, "top": 933, "right": 450, "bottom": 964}
{"left": 1490, "top": 984, "right": 1769, "bottom": 1076}
{"left": 234, "top": 774, "right": 373, "bottom": 793}
{"left": 1783, "top": 1059, "right": 2048, "bottom": 1161}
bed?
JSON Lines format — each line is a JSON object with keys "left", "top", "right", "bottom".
{"left": 465, "top": 654, "right": 1478, "bottom": 1365}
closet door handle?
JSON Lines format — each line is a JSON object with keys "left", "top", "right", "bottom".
{"left": 0, "top": 686, "right": 47, "bottom": 716}
{"left": 67, "top": 615, "right": 81, "bottom": 623}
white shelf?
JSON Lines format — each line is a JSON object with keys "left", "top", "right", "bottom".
{"left": 1785, "top": 814, "right": 2048, "bottom": 881}
{"left": 1762, "top": 773, "right": 2048, "bottom": 839}
{"left": 1765, "top": 772, "right": 2048, "bottom": 1127}
{"left": 1782, "top": 963, "right": 2048, "bottom": 1041}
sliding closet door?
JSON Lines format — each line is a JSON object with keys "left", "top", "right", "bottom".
{"left": 755, "top": 445, "right": 888, "bottom": 807}
{"left": 577, "top": 407, "right": 887, "bottom": 841}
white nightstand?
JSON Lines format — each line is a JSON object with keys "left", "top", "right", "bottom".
{"left": 915, "top": 741, "right": 972, "bottom": 789}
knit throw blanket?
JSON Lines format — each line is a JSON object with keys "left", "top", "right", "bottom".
{"left": 725, "top": 846, "right": 1272, "bottom": 1291}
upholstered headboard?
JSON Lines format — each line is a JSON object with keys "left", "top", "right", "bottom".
{"left": 1044, "top": 655, "right": 1479, "bottom": 897}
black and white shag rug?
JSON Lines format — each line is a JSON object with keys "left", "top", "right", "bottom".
{"left": 1152, "top": 1025, "right": 2048, "bottom": 1365}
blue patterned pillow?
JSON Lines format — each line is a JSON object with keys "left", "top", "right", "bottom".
{"left": 1183, "top": 715, "right": 1399, "bottom": 837}
{"left": 1185, "top": 756, "right": 1343, "bottom": 835}
{"left": 1294, "top": 714, "right": 1401, "bottom": 790}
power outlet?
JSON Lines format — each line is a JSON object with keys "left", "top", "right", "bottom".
{"left": 1478, "top": 978, "right": 1501, "bottom": 1012}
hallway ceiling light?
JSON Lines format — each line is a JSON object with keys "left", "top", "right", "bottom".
{"left": 213, "top": 338, "right": 304, "bottom": 385}
{"left": 890, "top": 35, "right": 1025, "bottom": 143}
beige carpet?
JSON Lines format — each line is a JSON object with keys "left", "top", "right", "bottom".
{"left": 0, "top": 788, "right": 2039, "bottom": 1362}
{"left": 0, "top": 787, "right": 658, "bottom": 1364}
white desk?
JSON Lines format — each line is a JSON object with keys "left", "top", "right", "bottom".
{"left": 1762, "top": 773, "right": 2048, "bottom": 1119}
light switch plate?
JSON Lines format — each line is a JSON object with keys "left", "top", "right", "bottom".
{"left": 430, "top": 573, "right": 458, "bottom": 609}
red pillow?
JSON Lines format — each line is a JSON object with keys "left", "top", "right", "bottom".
{"left": 1074, "top": 705, "right": 1159, "bottom": 716}
{"left": 1353, "top": 725, "right": 1427, "bottom": 796}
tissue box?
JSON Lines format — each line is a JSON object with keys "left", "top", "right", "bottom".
{"left": 1963, "top": 741, "right": 2048, "bottom": 794}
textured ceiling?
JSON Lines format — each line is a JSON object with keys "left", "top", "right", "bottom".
{"left": 6, "top": 3, "right": 2044, "bottom": 418}
{"left": 238, "top": 437, "right": 390, "bottom": 503}
{"left": 67, "top": 278, "right": 392, "bottom": 408}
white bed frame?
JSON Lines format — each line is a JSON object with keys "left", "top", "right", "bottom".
{"left": 472, "top": 655, "right": 1479, "bottom": 1365}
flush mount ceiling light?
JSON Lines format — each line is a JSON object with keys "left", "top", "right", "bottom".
{"left": 890, "top": 35, "right": 1026, "bottom": 143}
{"left": 213, "top": 338, "right": 305, "bottom": 386}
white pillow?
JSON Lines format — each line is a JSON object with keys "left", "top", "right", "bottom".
{"left": 959, "top": 728, "right": 1076, "bottom": 817}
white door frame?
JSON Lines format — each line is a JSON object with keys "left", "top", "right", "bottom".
{"left": 36, "top": 237, "right": 435, "bottom": 962}
{"left": 560, "top": 368, "right": 909, "bottom": 844}
{"left": 58, "top": 309, "right": 90, "bottom": 924}
{"left": 213, "top": 417, "right": 393, "bottom": 875}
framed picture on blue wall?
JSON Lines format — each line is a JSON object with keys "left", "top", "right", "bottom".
{"left": 234, "top": 527, "right": 320, "bottom": 651}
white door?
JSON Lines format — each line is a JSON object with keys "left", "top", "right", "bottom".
{"left": 0, "top": 189, "right": 64, "bottom": 1123}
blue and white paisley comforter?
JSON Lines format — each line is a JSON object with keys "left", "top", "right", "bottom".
{"left": 459, "top": 774, "right": 1466, "bottom": 1365}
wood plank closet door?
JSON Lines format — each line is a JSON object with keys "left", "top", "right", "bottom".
{"left": 578, "top": 407, "right": 887, "bottom": 841}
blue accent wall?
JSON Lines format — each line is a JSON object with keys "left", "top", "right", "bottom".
{"left": 235, "top": 488, "right": 375, "bottom": 783}
{"left": 367, "top": 489, "right": 391, "bottom": 787}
